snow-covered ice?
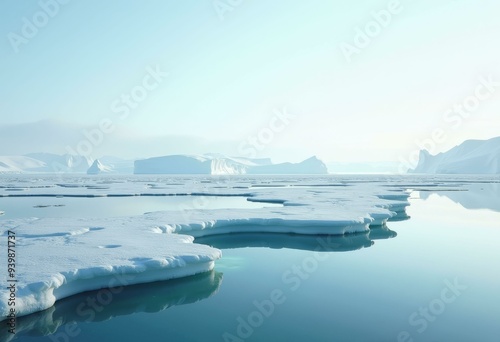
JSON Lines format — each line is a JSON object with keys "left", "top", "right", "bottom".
{"left": 0, "top": 214, "right": 221, "bottom": 320}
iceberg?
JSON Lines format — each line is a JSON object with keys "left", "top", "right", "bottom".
{"left": 246, "top": 156, "right": 328, "bottom": 174}
{"left": 0, "top": 154, "right": 134, "bottom": 174}
{"left": 87, "top": 159, "right": 112, "bottom": 175}
{"left": 24, "top": 153, "right": 92, "bottom": 173}
{"left": 411, "top": 136, "right": 500, "bottom": 174}
{"left": 0, "top": 152, "right": 328, "bottom": 175}
{"left": 134, "top": 154, "right": 329, "bottom": 175}
{"left": 0, "top": 156, "right": 46, "bottom": 173}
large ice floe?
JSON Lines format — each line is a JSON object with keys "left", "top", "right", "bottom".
{"left": 0, "top": 174, "right": 421, "bottom": 320}
{"left": 0, "top": 215, "right": 220, "bottom": 321}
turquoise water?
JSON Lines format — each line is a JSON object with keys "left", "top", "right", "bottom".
{"left": 3, "top": 180, "right": 500, "bottom": 341}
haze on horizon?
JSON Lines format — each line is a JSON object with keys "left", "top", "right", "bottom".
{"left": 1, "top": 0, "right": 499, "bottom": 165}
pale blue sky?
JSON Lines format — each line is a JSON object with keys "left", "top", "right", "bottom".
{"left": 1, "top": 0, "right": 499, "bottom": 163}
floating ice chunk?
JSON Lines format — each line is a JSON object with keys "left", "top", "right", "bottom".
{"left": 0, "top": 217, "right": 221, "bottom": 320}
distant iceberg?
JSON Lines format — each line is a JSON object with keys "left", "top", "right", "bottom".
{"left": 0, "top": 153, "right": 134, "bottom": 174}
{"left": 0, "top": 156, "right": 46, "bottom": 173}
{"left": 134, "top": 154, "right": 328, "bottom": 175}
{"left": 411, "top": 136, "right": 500, "bottom": 174}
{"left": 87, "top": 159, "right": 112, "bottom": 175}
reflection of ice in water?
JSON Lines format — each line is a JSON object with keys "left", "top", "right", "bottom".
{"left": 0, "top": 271, "right": 223, "bottom": 342}
{"left": 418, "top": 182, "right": 500, "bottom": 212}
{"left": 195, "top": 231, "right": 398, "bottom": 252}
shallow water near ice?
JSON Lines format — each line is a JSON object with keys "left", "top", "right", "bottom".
{"left": 3, "top": 176, "right": 500, "bottom": 341}
{"left": 0, "top": 195, "right": 278, "bottom": 219}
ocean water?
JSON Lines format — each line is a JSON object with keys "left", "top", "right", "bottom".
{"left": 0, "top": 194, "right": 278, "bottom": 220}
{"left": 2, "top": 176, "right": 500, "bottom": 342}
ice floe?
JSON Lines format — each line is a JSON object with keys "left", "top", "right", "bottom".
{"left": 0, "top": 215, "right": 220, "bottom": 320}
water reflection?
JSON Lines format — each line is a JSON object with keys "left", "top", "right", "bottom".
{"left": 419, "top": 182, "right": 500, "bottom": 212}
{"left": 195, "top": 227, "right": 397, "bottom": 252}
{"left": 2, "top": 270, "right": 222, "bottom": 342}
{"left": 387, "top": 209, "right": 411, "bottom": 222}
{"left": 368, "top": 224, "right": 398, "bottom": 240}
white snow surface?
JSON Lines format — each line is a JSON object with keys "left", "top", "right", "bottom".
{"left": 411, "top": 136, "right": 500, "bottom": 174}
{"left": 0, "top": 174, "right": 419, "bottom": 320}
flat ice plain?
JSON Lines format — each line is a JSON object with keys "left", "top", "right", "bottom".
{"left": 1, "top": 174, "right": 493, "bottom": 320}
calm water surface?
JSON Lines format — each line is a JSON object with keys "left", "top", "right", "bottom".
{"left": 3, "top": 181, "right": 500, "bottom": 342}
{"left": 0, "top": 195, "right": 277, "bottom": 219}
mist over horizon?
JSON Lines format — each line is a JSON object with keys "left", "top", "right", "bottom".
{"left": 0, "top": 118, "right": 497, "bottom": 169}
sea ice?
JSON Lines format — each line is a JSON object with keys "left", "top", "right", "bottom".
{"left": 0, "top": 175, "right": 416, "bottom": 320}
{"left": 0, "top": 215, "right": 221, "bottom": 320}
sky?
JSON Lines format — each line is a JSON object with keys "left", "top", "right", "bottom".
{"left": 0, "top": 0, "right": 499, "bottom": 166}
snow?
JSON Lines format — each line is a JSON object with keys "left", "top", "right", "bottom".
{"left": 0, "top": 174, "right": 418, "bottom": 320}
{"left": 411, "top": 136, "right": 500, "bottom": 174}
{"left": 134, "top": 155, "right": 329, "bottom": 175}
